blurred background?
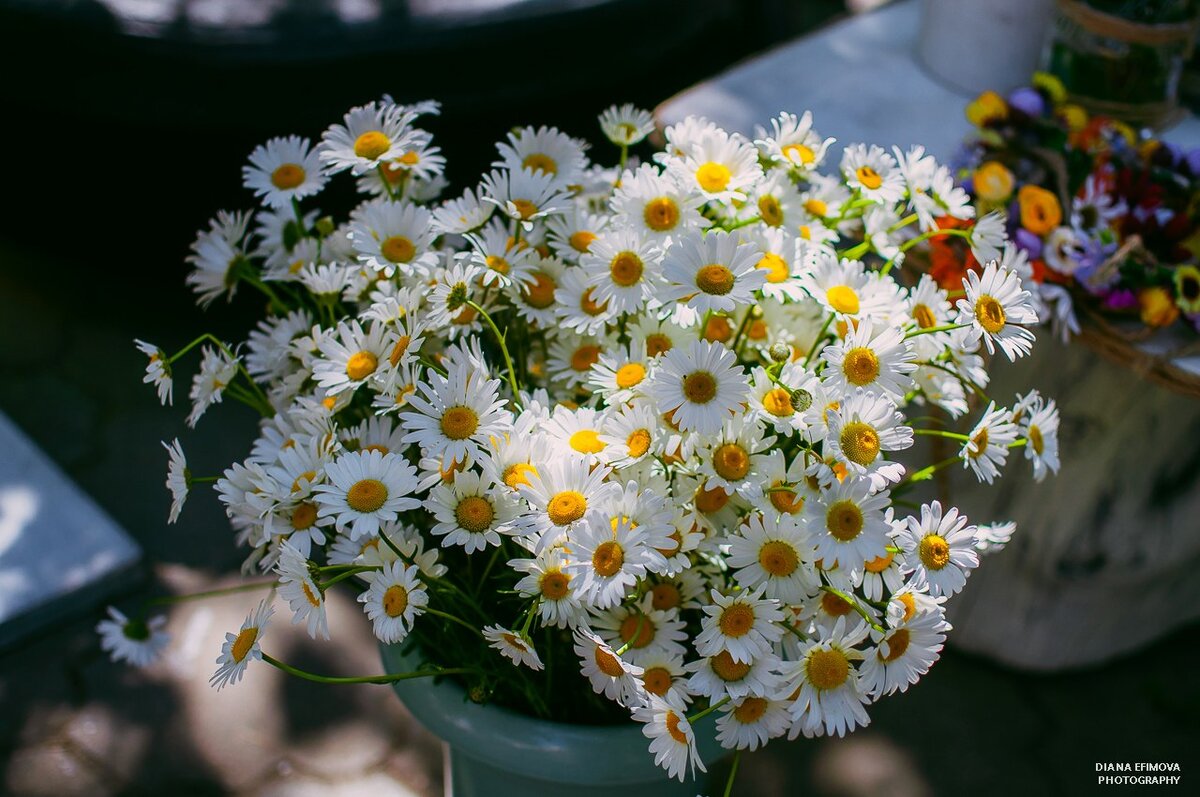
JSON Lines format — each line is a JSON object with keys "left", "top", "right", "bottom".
{"left": 0, "top": 0, "right": 1198, "bottom": 795}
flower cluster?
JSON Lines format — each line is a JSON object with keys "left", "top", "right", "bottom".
{"left": 111, "top": 98, "right": 1059, "bottom": 785}
{"left": 957, "top": 72, "right": 1200, "bottom": 338}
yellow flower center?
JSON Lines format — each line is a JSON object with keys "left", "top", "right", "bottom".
{"left": 619, "top": 614, "right": 656, "bottom": 648}
{"left": 540, "top": 570, "right": 570, "bottom": 600}
{"left": 733, "top": 697, "right": 769, "bottom": 724}
{"left": 645, "top": 333, "right": 672, "bottom": 357}
{"left": 856, "top": 165, "right": 883, "bottom": 190}
{"left": 758, "top": 540, "right": 799, "bottom": 576}
{"left": 570, "top": 344, "right": 601, "bottom": 372}
{"left": 347, "top": 478, "right": 388, "bottom": 513}
{"left": 826, "top": 285, "right": 860, "bottom": 314}
{"left": 291, "top": 502, "right": 317, "bottom": 531}
{"left": 842, "top": 347, "right": 880, "bottom": 386}
{"left": 975, "top": 295, "right": 1007, "bottom": 334}
{"left": 757, "top": 195, "right": 783, "bottom": 226}
{"left": 643, "top": 667, "right": 673, "bottom": 697}
{"left": 665, "top": 712, "right": 689, "bottom": 745}
{"left": 897, "top": 592, "right": 917, "bottom": 623}
{"left": 769, "top": 483, "right": 802, "bottom": 514}
{"left": 511, "top": 199, "right": 539, "bottom": 220}
{"left": 683, "top": 371, "right": 719, "bottom": 404}
{"left": 353, "top": 131, "right": 391, "bottom": 160}
{"left": 569, "top": 430, "right": 604, "bottom": 454}
{"left": 502, "top": 462, "right": 538, "bottom": 490}
{"left": 696, "top": 161, "right": 731, "bottom": 192}
{"left": 383, "top": 584, "right": 409, "bottom": 617}
{"left": 610, "top": 251, "right": 644, "bottom": 286}
{"left": 718, "top": 603, "right": 755, "bottom": 637}
{"left": 748, "top": 319, "right": 768, "bottom": 340}
{"left": 580, "top": 287, "right": 608, "bottom": 316}
{"left": 820, "top": 591, "right": 854, "bottom": 617}
{"left": 231, "top": 627, "right": 258, "bottom": 662}
{"left": 291, "top": 470, "right": 317, "bottom": 492}
{"left": 804, "top": 198, "right": 828, "bottom": 216}
{"left": 626, "top": 428, "right": 652, "bottom": 458}
{"left": 650, "top": 582, "right": 680, "bottom": 611}
{"left": 711, "top": 650, "right": 752, "bottom": 681}
{"left": 864, "top": 550, "right": 895, "bottom": 574}
{"left": 839, "top": 421, "right": 880, "bottom": 466}
{"left": 644, "top": 197, "right": 680, "bottom": 231}
{"left": 522, "top": 153, "right": 557, "bottom": 175}
{"left": 919, "top": 534, "right": 951, "bottom": 570}
{"left": 712, "top": 443, "right": 750, "bottom": 481}
{"left": 346, "top": 350, "right": 379, "bottom": 381}
{"left": 826, "top": 500, "right": 864, "bottom": 541}
{"left": 757, "top": 253, "right": 789, "bottom": 283}
{"left": 1029, "top": 425, "right": 1044, "bottom": 455}
{"left": 455, "top": 495, "right": 495, "bottom": 533}
{"left": 695, "top": 485, "right": 729, "bottom": 514}
{"left": 381, "top": 235, "right": 415, "bottom": 264}
{"left": 271, "top": 163, "right": 306, "bottom": 190}
{"left": 761, "top": 388, "right": 794, "bottom": 418}
{"left": 440, "top": 406, "right": 479, "bottom": 440}
{"left": 301, "top": 580, "right": 321, "bottom": 607}
{"left": 522, "top": 272, "right": 557, "bottom": 309}
{"left": 783, "top": 143, "right": 815, "bottom": 164}
{"left": 485, "top": 254, "right": 509, "bottom": 274}
{"left": 614, "top": 362, "right": 646, "bottom": 389}
{"left": 388, "top": 336, "right": 411, "bottom": 367}
{"left": 703, "top": 315, "right": 733, "bottom": 343}
{"left": 594, "top": 645, "right": 625, "bottom": 678}
{"left": 695, "top": 264, "right": 736, "bottom": 296}
{"left": 806, "top": 647, "right": 850, "bottom": 690}
{"left": 592, "top": 540, "right": 624, "bottom": 577}
{"left": 969, "top": 428, "right": 989, "bottom": 458}
{"left": 913, "top": 303, "right": 936, "bottom": 329}
{"left": 548, "top": 490, "right": 587, "bottom": 526}
{"left": 878, "top": 628, "right": 910, "bottom": 662}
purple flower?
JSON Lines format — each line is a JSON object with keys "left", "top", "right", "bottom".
{"left": 1185, "top": 148, "right": 1200, "bottom": 179}
{"left": 1008, "top": 87, "right": 1045, "bottom": 118}
{"left": 1102, "top": 289, "right": 1138, "bottom": 311}
{"left": 1014, "top": 227, "right": 1043, "bottom": 259}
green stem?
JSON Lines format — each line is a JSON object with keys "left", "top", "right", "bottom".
{"left": 724, "top": 215, "right": 762, "bottom": 232}
{"left": 723, "top": 749, "right": 742, "bottom": 797}
{"left": 424, "top": 607, "right": 483, "bottom": 638}
{"left": 803, "top": 313, "right": 836, "bottom": 367}
{"left": 892, "top": 454, "right": 963, "bottom": 496}
{"left": 913, "top": 428, "right": 971, "bottom": 442}
{"left": 838, "top": 240, "right": 871, "bottom": 261}
{"left": 729, "top": 305, "right": 757, "bottom": 354}
{"left": 467, "top": 300, "right": 523, "bottom": 410}
{"left": 319, "top": 566, "right": 379, "bottom": 590}
{"left": 819, "top": 586, "right": 884, "bottom": 632}
{"left": 887, "top": 212, "right": 920, "bottom": 233}
{"left": 687, "top": 695, "right": 731, "bottom": 723}
{"left": 144, "top": 580, "right": 275, "bottom": 607}
{"left": 263, "top": 653, "right": 476, "bottom": 685}
{"left": 904, "top": 323, "right": 968, "bottom": 339}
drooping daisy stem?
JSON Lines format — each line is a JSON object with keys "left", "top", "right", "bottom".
{"left": 319, "top": 565, "right": 380, "bottom": 590}
{"left": 723, "top": 749, "right": 742, "bottom": 797}
{"left": 904, "top": 323, "right": 968, "bottom": 339}
{"left": 917, "top": 360, "right": 993, "bottom": 404}
{"left": 892, "top": 454, "right": 961, "bottom": 496}
{"left": 913, "top": 428, "right": 971, "bottom": 442}
{"left": 167, "top": 333, "right": 274, "bottom": 416}
{"left": 144, "top": 579, "right": 276, "bottom": 607}
{"left": 686, "top": 695, "right": 731, "bottom": 723}
{"left": 722, "top": 215, "right": 762, "bottom": 232}
{"left": 819, "top": 585, "right": 885, "bottom": 632}
{"left": 423, "top": 607, "right": 485, "bottom": 638}
{"left": 466, "top": 300, "right": 524, "bottom": 410}
{"left": 262, "top": 652, "right": 478, "bottom": 685}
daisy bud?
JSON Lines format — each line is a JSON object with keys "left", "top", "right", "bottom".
{"left": 768, "top": 343, "right": 791, "bottom": 362}
{"left": 789, "top": 387, "right": 813, "bottom": 412}
{"left": 315, "top": 216, "right": 336, "bottom": 237}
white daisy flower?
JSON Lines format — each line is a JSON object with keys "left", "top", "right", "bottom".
{"left": 312, "top": 320, "right": 389, "bottom": 396}
{"left": 511, "top": 253, "right": 566, "bottom": 327}
{"left": 567, "top": 517, "right": 651, "bottom": 610}
{"left": 574, "top": 627, "right": 645, "bottom": 707}
{"left": 961, "top": 402, "right": 1018, "bottom": 484}
{"left": 969, "top": 211, "right": 1006, "bottom": 265}
{"left": 687, "top": 648, "right": 784, "bottom": 702}
{"left": 511, "top": 548, "right": 584, "bottom": 628}
{"left": 610, "top": 163, "right": 706, "bottom": 240}
{"left": 431, "top": 185, "right": 494, "bottom": 235}
{"left": 806, "top": 477, "right": 892, "bottom": 569}
{"left": 782, "top": 616, "right": 871, "bottom": 738}
{"left": 186, "top": 211, "right": 251, "bottom": 307}
{"left": 798, "top": 248, "right": 890, "bottom": 322}
{"left": 276, "top": 539, "right": 328, "bottom": 640}
{"left": 599, "top": 103, "right": 654, "bottom": 146}
{"left": 427, "top": 260, "right": 484, "bottom": 328}
{"left": 320, "top": 102, "right": 417, "bottom": 176}
{"left": 695, "top": 586, "right": 785, "bottom": 664}
{"left": 697, "top": 416, "right": 775, "bottom": 498}
{"left": 821, "top": 320, "right": 917, "bottom": 402}
{"left": 358, "top": 560, "right": 429, "bottom": 643}
{"left": 495, "top": 125, "right": 588, "bottom": 183}
{"left": 242, "top": 135, "right": 326, "bottom": 209}
{"left": 632, "top": 692, "right": 707, "bottom": 782}
{"left": 349, "top": 199, "right": 438, "bottom": 277}
{"left": 313, "top": 450, "right": 420, "bottom": 539}
{"left": 648, "top": 340, "right": 750, "bottom": 436}
{"left": 553, "top": 265, "right": 617, "bottom": 335}
{"left": 465, "top": 218, "right": 535, "bottom": 287}
{"left": 402, "top": 361, "right": 512, "bottom": 466}
{"left": 587, "top": 344, "right": 652, "bottom": 404}
{"left": 859, "top": 603, "right": 948, "bottom": 698}
{"left": 896, "top": 500, "right": 979, "bottom": 597}
{"left": 480, "top": 167, "right": 573, "bottom": 228}
{"left": 187, "top": 345, "right": 239, "bottom": 428}
{"left": 669, "top": 125, "right": 762, "bottom": 203}
{"left": 859, "top": 544, "right": 905, "bottom": 603}
{"left": 975, "top": 521, "right": 1017, "bottom": 555}
{"left": 429, "top": 470, "right": 521, "bottom": 553}
{"left": 840, "top": 143, "right": 905, "bottom": 204}
{"left": 163, "top": 438, "right": 189, "bottom": 524}
{"left": 955, "top": 261, "right": 1038, "bottom": 360}
{"left": 96, "top": 606, "right": 169, "bottom": 668}
{"left": 546, "top": 208, "right": 609, "bottom": 263}
{"left": 1018, "top": 395, "right": 1061, "bottom": 482}
{"left": 516, "top": 456, "right": 617, "bottom": 551}
{"left": 755, "top": 110, "right": 835, "bottom": 172}
{"left": 591, "top": 597, "right": 688, "bottom": 666}
{"left": 823, "top": 390, "right": 912, "bottom": 490}
{"left": 484, "top": 625, "right": 545, "bottom": 671}
{"left": 637, "top": 652, "right": 691, "bottom": 705}
{"left": 662, "top": 229, "right": 765, "bottom": 318}
{"left": 135, "top": 339, "right": 174, "bottom": 406}
{"left": 211, "top": 598, "right": 274, "bottom": 690}
{"left": 727, "top": 512, "right": 815, "bottom": 604}
{"left": 598, "top": 399, "right": 660, "bottom": 467}
{"left": 580, "top": 227, "right": 664, "bottom": 315}
{"left": 715, "top": 695, "right": 792, "bottom": 751}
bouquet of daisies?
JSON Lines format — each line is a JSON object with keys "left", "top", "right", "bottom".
{"left": 955, "top": 72, "right": 1200, "bottom": 340}
{"left": 107, "top": 97, "right": 1059, "bottom": 789}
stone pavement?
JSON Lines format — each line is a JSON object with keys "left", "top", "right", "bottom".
{"left": 1, "top": 237, "right": 1197, "bottom": 797}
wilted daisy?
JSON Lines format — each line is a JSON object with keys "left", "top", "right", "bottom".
{"left": 187, "top": 345, "right": 239, "bottom": 428}
{"left": 186, "top": 211, "right": 251, "bottom": 307}
{"left": 97, "top": 606, "right": 169, "bottom": 667}
{"left": 783, "top": 617, "right": 870, "bottom": 738}
{"left": 429, "top": 470, "right": 521, "bottom": 553}
{"left": 695, "top": 586, "right": 785, "bottom": 664}
{"left": 897, "top": 501, "right": 979, "bottom": 597}
{"left": 599, "top": 103, "right": 654, "bottom": 146}
{"left": 358, "top": 560, "right": 429, "bottom": 643}
{"left": 632, "top": 693, "right": 706, "bottom": 782}
{"left": 135, "top": 339, "right": 174, "bottom": 406}
{"left": 243, "top": 135, "right": 326, "bottom": 208}
{"left": 163, "top": 438, "right": 189, "bottom": 524}
{"left": 956, "top": 262, "right": 1038, "bottom": 360}
{"left": 484, "top": 625, "right": 545, "bottom": 671}
{"left": 649, "top": 340, "right": 750, "bottom": 436}
{"left": 574, "top": 627, "right": 645, "bottom": 706}
{"left": 662, "top": 229, "right": 766, "bottom": 317}
{"left": 211, "top": 598, "right": 274, "bottom": 689}
{"left": 313, "top": 449, "right": 421, "bottom": 538}
{"left": 276, "top": 539, "right": 328, "bottom": 639}
{"left": 961, "top": 402, "right": 1018, "bottom": 484}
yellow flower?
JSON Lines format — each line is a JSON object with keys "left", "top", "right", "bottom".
{"left": 1017, "top": 185, "right": 1062, "bottom": 236}
{"left": 1032, "top": 72, "right": 1066, "bottom": 104}
{"left": 1139, "top": 286, "right": 1180, "bottom": 328}
{"left": 1174, "top": 266, "right": 1200, "bottom": 314}
{"left": 966, "top": 91, "right": 1007, "bottom": 127}
{"left": 1058, "top": 104, "right": 1089, "bottom": 133}
{"left": 973, "top": 162, "right": 1015, "bottom": 203}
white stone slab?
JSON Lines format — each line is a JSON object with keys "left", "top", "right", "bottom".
{"left": 0, "top": 411, "right": 141, "bottom": 646}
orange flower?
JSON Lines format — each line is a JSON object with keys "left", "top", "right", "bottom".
{"left": 966, "top": 91, "right": 1007, "bottom": 127}
{"left": 973, "top": 161, "right": 1015, "bottom": 202}
{"left": 1139, "top": 286, "right": 1180, "bottom": 328}
{"left": 1017, "top": 185, "right": 1062, "bottom": 236}
{"left": 929, "top": 216, "right": 981, "bottom": 291}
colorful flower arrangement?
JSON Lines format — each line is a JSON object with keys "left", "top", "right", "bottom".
{"left": 956, "top": 72, "right": 1200, "bottom": 340}
{"left": 102, "top": 98, "right": 1059, "bottom": 791}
